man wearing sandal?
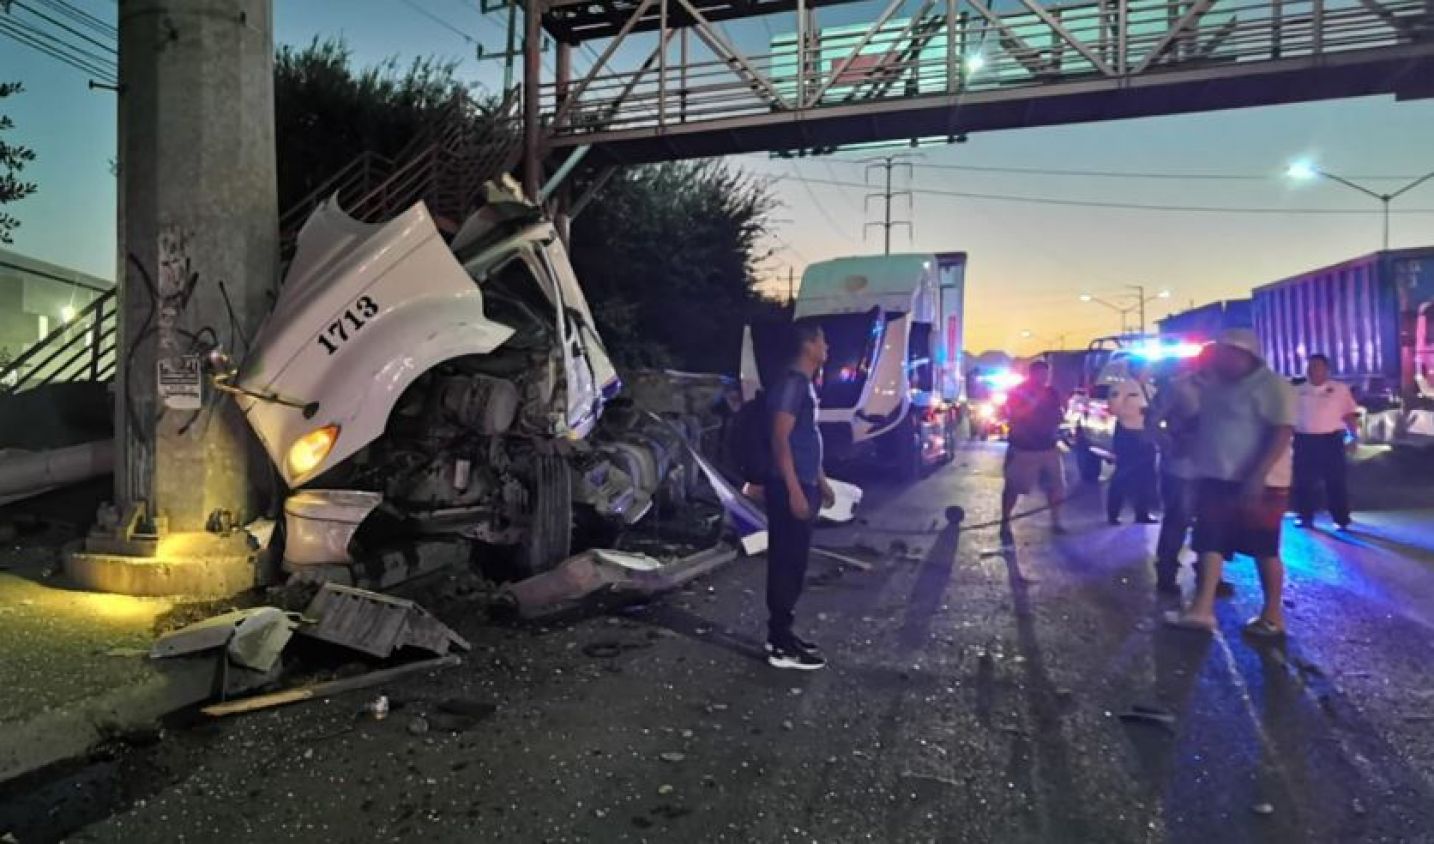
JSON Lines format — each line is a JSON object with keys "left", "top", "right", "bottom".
{"left": 1166, "top": 328, "right": 1295, "bottom": 639}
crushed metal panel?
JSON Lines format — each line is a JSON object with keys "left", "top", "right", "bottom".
{"left": 300, "top": 583, "right": 471, "bottom": 659}
{"left": 228, "top": 610, "right": 299, "bottom": 672}
{"left": 150, "top": 607, "right": 298, "bottom": 673}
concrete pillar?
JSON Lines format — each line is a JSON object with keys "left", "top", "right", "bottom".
{"left": 109, "top": 1, "right": 276, "bottom": 545}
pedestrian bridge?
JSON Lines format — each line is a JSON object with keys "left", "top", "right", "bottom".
{"left": 533, "top": 0, "right": 1434, "bottom": 165}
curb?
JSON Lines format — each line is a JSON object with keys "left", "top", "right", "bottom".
{"left": 0, "top": 658, "right": 215, "bottom": 785}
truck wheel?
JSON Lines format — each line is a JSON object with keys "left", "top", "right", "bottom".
{"left": 1076, "top": 444, "right": 1103, "bottom": 484}
{"left": 522, "top": 455, "right": 573, "bottom": 576}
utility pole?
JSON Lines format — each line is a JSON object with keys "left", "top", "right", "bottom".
{"left": 69, "top": 0, "right": 278, "bottom": 597}
{"left": 522, "top": 0, "right": 543, "bottom": 200}
{"left": 863, "top": 155, "right": 914, "bottom": 255}
{"left": 787, "top": 267, "right": 795, "bottom": 303}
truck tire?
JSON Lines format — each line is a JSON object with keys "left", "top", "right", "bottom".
{"left": 522, "top": 455, "right": 573, "bottom": 576}
{"left": 1076, "top": 443, "right": 1103, "bottom": 484}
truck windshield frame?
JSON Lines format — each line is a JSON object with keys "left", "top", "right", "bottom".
{"left": 816, "top": 308, "right": 891, "bottom": 409}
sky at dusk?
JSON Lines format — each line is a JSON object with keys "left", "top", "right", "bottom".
{"left": 4, "top": 0, "right": 1434, "bottom": 357}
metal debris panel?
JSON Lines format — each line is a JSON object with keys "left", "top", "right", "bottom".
{"left": 301, "top": 583, "right": 470, "bottom": 659}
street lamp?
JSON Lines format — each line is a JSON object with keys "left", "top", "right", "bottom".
{"left": 1286, "top": 159, "right": 1434, "bottom": 251}
{"left": 1080, "top": 286, "right": 1171, "bottom": 336}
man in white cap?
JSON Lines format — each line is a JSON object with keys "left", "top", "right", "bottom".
{"left": 1167, "top": 328, "right": 1295, "bottom": 639}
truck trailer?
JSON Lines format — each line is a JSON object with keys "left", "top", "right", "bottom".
{"left": 1251, "top": 247, "right": 1434, "bottom": 446}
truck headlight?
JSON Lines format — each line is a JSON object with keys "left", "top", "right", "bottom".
{"left": 288, "top": 425, "right": 339, "bottom": 477}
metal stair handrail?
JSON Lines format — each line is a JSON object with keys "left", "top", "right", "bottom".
{"left": 0, "top": 288, "right": 118, "bottom": 396}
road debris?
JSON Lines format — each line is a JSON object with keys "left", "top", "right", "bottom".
{"left": 407, "top": 717, "right": 430, "bottom": 736}
{"left": 366, "top": 695, "right": 390, "bottom": 720}
{"left": 300, "top": 583, "right": 470, "bottom": 658}
{"left": 810, "top": 547, "right": 874, "bottom": 571}
{"left": 201, "top": 654, "right": 462, "bottom": 718}
{"left": 498, "top": 545, "right": 737, "bottom": 619}
{"left": 1252, "top": 802, "right": 1275, "bottom": 816}
{"left": 659, "top": 751, "right": 686, "bottom": 763}
{"left": 150, "top": 606, "right": 299, "bottom": 672}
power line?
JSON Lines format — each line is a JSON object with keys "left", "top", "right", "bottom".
{"left": 13, "top": 0, "right": 116, "bottom": 55}
{"left": 5, "top": 15, "right": 116, "bottom": 69}
{"left": 399, "top": 0, "right": 481, "bottom": 44}
{"left": 787, "top": 165, "right": 859, "bottom": 246}
{"left": 778, "top": 174, "right": 1434, "bottom": 216}
{"left": 30, "top": 0, "right": 115, "bottom": 38}
{"left": 0, "top": 18, "right": 116, "bottom": 81}
{"left": 761, "top": 153, "right": 1425, "bottom": 183}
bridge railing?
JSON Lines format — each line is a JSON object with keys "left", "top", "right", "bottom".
{"left": 544, "top": 0, "right": 1431, "bottom": 137}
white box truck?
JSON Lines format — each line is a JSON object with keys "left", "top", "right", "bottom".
{"left": 742, "top": 252, "right": 968, "bottom": 479}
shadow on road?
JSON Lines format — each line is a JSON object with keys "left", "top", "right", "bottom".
{"left": 897, "top": 523, "right": 963, "bottom": 653}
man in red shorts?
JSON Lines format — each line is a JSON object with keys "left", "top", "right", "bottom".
{"left": 1166, "top": 328, "right": 1295, "bottom": 639}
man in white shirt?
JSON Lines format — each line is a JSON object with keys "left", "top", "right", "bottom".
{"left": 1293, "top": 353, "right": 1359, "bottom": 529}
{"left": 1106, "top": 358, "right": 1158, "bottom": 525}
{"left": 1166, "top": 328, "right": 1294, "bottom": 639}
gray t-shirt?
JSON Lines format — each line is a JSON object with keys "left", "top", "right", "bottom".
{"left": 1194, "top": 365, "right": 1296, "bottom": 487}
{"left": 771, "top": 370, "right": 824, "bottom": 485}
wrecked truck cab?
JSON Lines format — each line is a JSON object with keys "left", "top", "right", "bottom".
{"left": 237, "top": 182, "right": 641, "bottom": 584}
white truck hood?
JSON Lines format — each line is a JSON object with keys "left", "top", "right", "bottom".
{"left": 239, "top": 199, "right": 516, "bottom": 487}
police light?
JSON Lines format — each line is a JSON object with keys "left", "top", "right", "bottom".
{"left": 978, "top": 370, "right": 1026, "bottom": 390}
{"left": 1130, "top": 341, "right": 1203, "bottom": 361}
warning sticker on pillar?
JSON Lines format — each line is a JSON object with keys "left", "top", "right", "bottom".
{"left": 158, "top": 355, "right": 203, "bottom": 410}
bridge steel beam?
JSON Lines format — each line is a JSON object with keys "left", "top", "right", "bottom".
{"left": 531, "top": 0, "right": 1434, "bottom": 166}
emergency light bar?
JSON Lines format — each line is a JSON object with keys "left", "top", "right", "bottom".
{"left": 1129, "top": 341, "right": 1204, "bottom": 361}
{"left": 978, "top": 370, "right": 1026, "bottom": 389}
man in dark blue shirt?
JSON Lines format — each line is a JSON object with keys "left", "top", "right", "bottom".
{"left": 766, "top": 318, "right": 834, "bottom": 670}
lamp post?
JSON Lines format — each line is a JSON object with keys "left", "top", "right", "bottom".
{"left": 1079, "top": 286, "right": 1170, "bottom": 336}
{"left": 1079, "top": 293, "right": 1135, "bottom": 336}
{"left": 1286, "top": 160, "right": 1434, "bottom": 251}
{"left": 1124, "top": 284, "right": 1171, "bottom": 336}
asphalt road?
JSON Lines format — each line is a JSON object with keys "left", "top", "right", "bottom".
{"left": 6, "top": 443, "right": 1434, "bottom": 843}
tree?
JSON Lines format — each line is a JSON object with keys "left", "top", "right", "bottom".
{"left": 274, "top": 38, "right": 479, "bottom": 213}
{"left": 568, "top": 162, "right": 780, "bottom": 373}
{"left": 273, "top": 42, "right": 778, "bottom": 374}
{"left": 0, "top": 82, "right": 37, "bottom": 245}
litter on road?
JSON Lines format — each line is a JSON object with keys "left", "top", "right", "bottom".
{"left": 200, "top": 654, "right": 463, "bottom": 718}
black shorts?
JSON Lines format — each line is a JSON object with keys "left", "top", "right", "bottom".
{"left": 1192, "top": 479, "right": 1288, "bottom": 560}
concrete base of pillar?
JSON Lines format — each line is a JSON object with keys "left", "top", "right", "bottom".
{"left": 66, "top": 531, "right": 258, "bottom": 597}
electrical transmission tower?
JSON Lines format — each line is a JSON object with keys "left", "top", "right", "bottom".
{"left": 863, "top": 155, "right": 915, "bottom": 255}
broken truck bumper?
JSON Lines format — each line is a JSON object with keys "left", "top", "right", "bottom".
{"left": 498, "top": 544, "right": 738, "bottom": 619}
